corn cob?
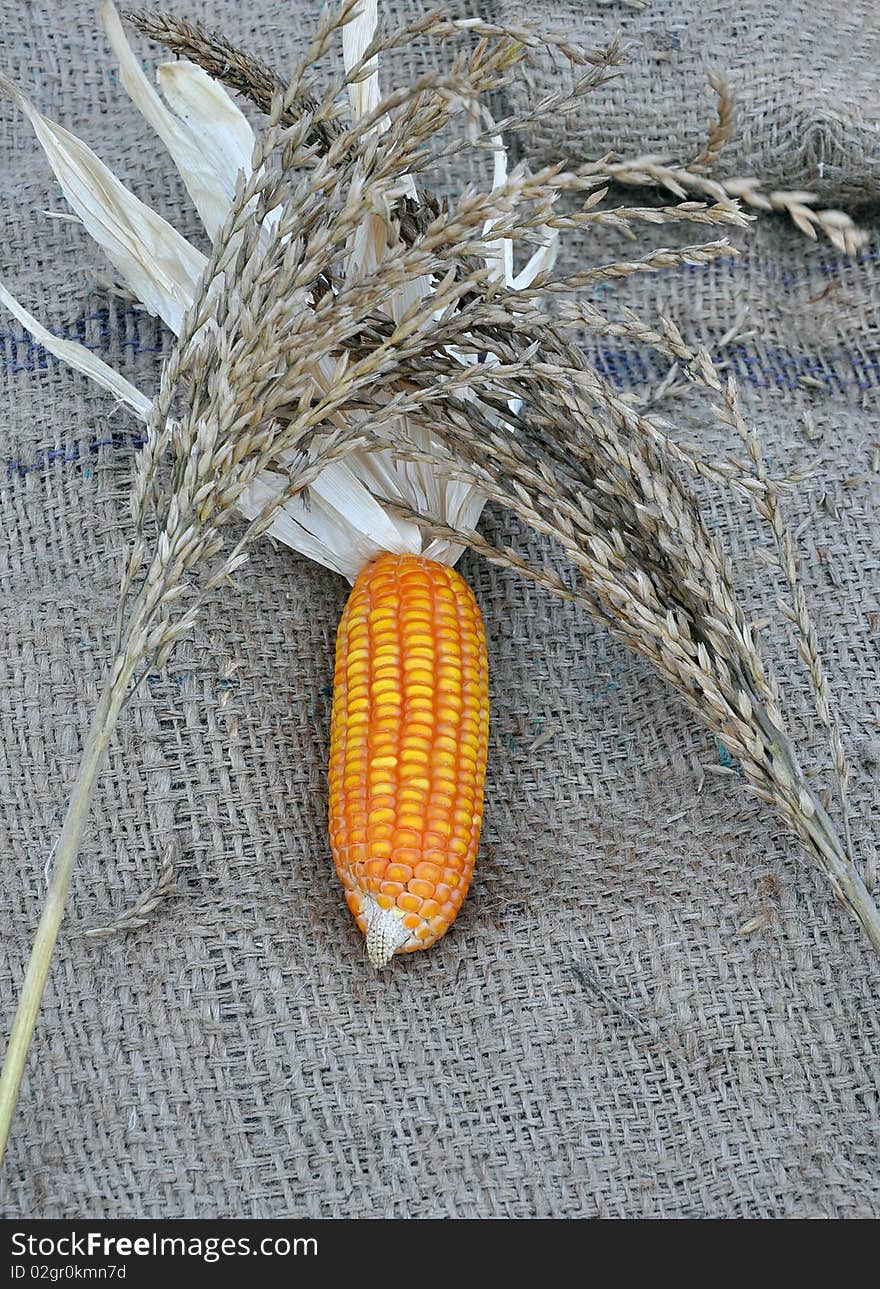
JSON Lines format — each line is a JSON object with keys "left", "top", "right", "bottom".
{"left": 329, "top": 553, "right": 489, "bottom": 966}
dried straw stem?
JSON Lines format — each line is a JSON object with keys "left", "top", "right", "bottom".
{"left": 0, "top": 683, "right": 120, "bottom": 1159}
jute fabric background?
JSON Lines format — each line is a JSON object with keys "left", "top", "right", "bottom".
{"left": 0, "top": 1, "right": 878, "bottom": 1217}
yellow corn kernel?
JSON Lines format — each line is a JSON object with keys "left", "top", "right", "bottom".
{"left": 328, "top": 553, "right": 489, "bottom": 966}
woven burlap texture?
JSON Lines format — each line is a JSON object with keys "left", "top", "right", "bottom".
{"left": 1, "top": 1, "right": 879, "bottom": 1218}
{"left": 499, "top": 0, "right": 880, "bottom": 206}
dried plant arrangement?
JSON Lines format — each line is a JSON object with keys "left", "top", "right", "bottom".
{"left": 1, "top": 0, "right": 878, "bottom": 1163}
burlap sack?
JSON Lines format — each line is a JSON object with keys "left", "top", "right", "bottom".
{"left": 499, "top": 0, "right": 880, "bottom": 206}
{"left": 0, "top": 1, "right": 878, "bottom": 1218}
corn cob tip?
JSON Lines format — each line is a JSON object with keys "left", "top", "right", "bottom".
{"left": 365, "top": 900, "right": 411, "bottom": 968}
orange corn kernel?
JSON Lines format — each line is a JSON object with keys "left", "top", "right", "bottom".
{"left": 328, "top": 553, "right": 489, "bottom": 966}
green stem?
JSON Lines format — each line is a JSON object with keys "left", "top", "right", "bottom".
{"left": 0, "top": 685, "right": 117, "bottom": 1164}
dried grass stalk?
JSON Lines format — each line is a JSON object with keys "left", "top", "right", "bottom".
{"left": 0, "top": 2, "right": 878, "bottom": 1162}
{"left": 596, "top": 153, "right": 869, "bottom": 256}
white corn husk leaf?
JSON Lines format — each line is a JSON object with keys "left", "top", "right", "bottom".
{"left": 512, "top": 228, "right": 560, "bottom": 289}
{"left": 480, "top": 106, "right": 515, "bottom": 287}
{"left": 476, "top": 103, "right": 559, "bottom": 290}
{"left": 101, "top": 1, "right": 251, "bottom": 243}
{"left": 339, "top": 438, "right": 482, "bottom": 568}
{"left": 341, "top": 0, "right": 419, "bottom": 287}
{"left": 423, "top": 105, "right": 521, "bottom": 531}
{"left": 156, "top": 61, "right": 256, "bottom": 223}
{"left": 343, "top": 0, "right": 387, "bottom": 127}
{"left": 343, "top": 1, "right": 392, "bottom": 283}
{"left": 0, "top": 280, "right": 152, "bottom": 420}
{"left": 309, "top": 459, "right": 422, "bottom": 561}
{"left": 0, "top": 74, "right": 205, "bottom": 334}
{"left": 318, "top": 0, "right": 455, "bottom": 571}
{"left": 238, "top": 460, "right": 423, "bottom": 583}
{"left": 156, "top": 49, "right": 282, "bottom": 250}
{"left": 421, "top": 490, "right": 487, "bottom": 566}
